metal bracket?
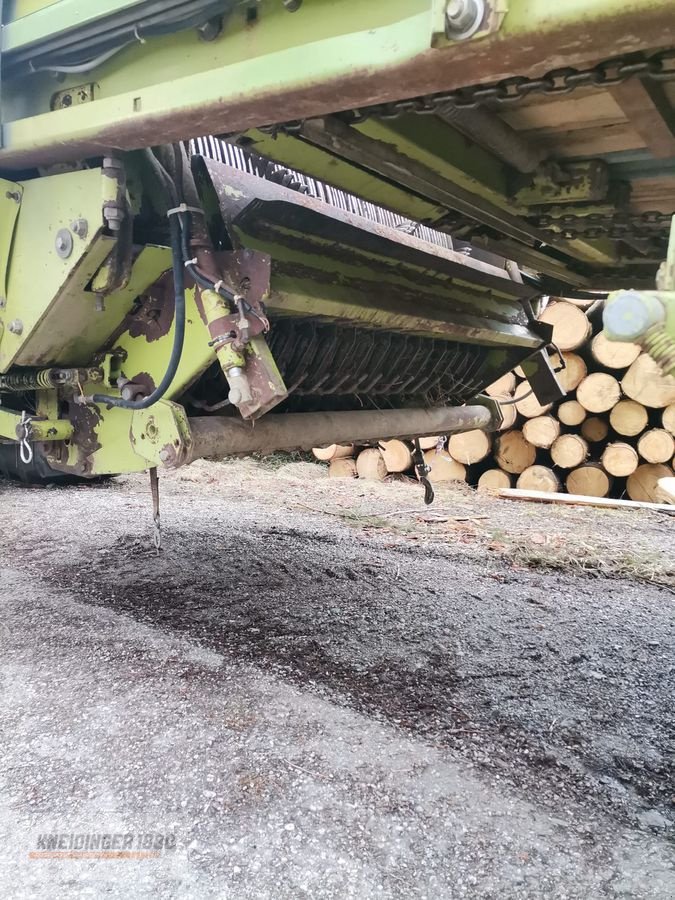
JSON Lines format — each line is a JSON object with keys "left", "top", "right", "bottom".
{"left": 130, "top": 400, "right": 193, "bottom": 468}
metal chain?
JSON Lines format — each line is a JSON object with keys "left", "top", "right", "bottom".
{"left": 530, "top": 210, "right": 673, "bottom": 241}
{"left": 259, "top": 49, "right": 675, "bottom": 135}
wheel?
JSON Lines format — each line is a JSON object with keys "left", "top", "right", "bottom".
{"left": 0, "top": 443, "right": 92, "bottom": 484}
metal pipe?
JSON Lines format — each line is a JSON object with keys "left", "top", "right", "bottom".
{"left": 186, "top": 405, "right": 495, "bottom": 462}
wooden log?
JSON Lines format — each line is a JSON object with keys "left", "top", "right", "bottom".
{"left": 522, "top": 415, "right": 560, "bottom": 449}
{"left": 513, "top": 380, "right": 552, "bottom": 418}
{"left": 516, "top": 465, "right": 560, "bottom": 493}
{"left": 609, "top": 399, "right": 649, "bottom": 437}
{"left": 422, "top": 449, "right": 467, "bottom": 483}
{"left": 657, "top": 477, "right": 675, "bottom": 503}
{"left": 637, "top": 428, "right": 675, "bottom": 464}
{"left": 378, "top": 439, "right": 413, "bottom": 473}
{"left": 590, "top": 332, "right": 641, "bottom": 369}
{"left": 539, "top": 301, "right": 592, "bottom": 351}
{"left": 499, "top": 488, "right": 673, "bottom": 513}
{"left": 627, "top": 463, "right": 675, "bottom": 502}
{"left": 662, "top": 403, "right": 675, "bottom": 436}
{"left": 601, "top": 442, "right": 639, "bottom": 477}
{"left": 328, "top": 458, "right": 358, "bottom": 478}
{"left": 581, "top": 416, "right": 609, "bottom": 443}
{"left": 556, "top": 352, "right": 587, "bottom": 393}
{"left": 576, "top": 372, "right": 621, "bottom": 413}
{"left": 312, "top": 443, "right": 355, "bottom": 461}
{"left": 477, "top": 468, "right": 514, "bottom": 491}
{"left": 550, "top": 433, "right": 589, "bottom": 469}
{"left": 566, "top": 463, "right": 613, "bottom": 498}
{"left": 416, "top": 436, "right": 441, "bottom": 450}
{"left": 622, "top": 353, "right": 675, "bottom": 408}
{"left": 447, "top": 429, "right": 492, "bottom": 464}
{"left": 557, "top": 400, "right": 587, "bottom": 427}
{"left": 493, "top": 430, "right": 536, "bottom": 474}
{"left": 485, "top": 372, "right": 516, "bottom": 397}
{"left": 355, "top": 448, "right": 387, "bottom": 481}
{"left": 493, "top": 394, "right": 518, "bottom": 431}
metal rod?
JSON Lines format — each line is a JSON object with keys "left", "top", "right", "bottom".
{"left": 186, "top": 405, "right": 495, "bottom": 462}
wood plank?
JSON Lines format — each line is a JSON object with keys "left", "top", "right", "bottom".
{"left": 498, "top": 488, "right": 674, "bottom": 512}
{"left": 500, "top": 91, "right": 627, "bottom": 132}
{"left": 609, "top": 80, "right": 675, "bottom": 159}
{"left": 515, "top": 123, "right": 644, "bottom": 158}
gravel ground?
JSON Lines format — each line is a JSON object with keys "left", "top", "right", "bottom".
{"left": 0, "top": 458, "right": 674, "bottom": 898}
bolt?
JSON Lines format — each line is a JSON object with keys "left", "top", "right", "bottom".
{"left": 283, "top": 0, "right": 302, "bottom": 10}
{"left": 70, "top": 218, "right": 88, "bottom": 239}
{"left": 445, "top": 0, "right": 484, "bottom": 40}
{"left": 8, "top": 319, "right": 23, "bottom": 335}
{"left": 54, "top": 228, "right": 73, "bottom": 258}
{"left": 103, "top": 206, "right": 125, "bottom": 232}
{"left": 5, "top": 190, "right": 20, "bottom": 203}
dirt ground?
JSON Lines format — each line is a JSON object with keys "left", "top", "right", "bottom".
{"left": 1, "top": 457, "right": 674, "bottom": 898}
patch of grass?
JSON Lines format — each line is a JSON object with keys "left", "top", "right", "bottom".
{"left": 252, "top": 451, "right": 316, "bottom": 470}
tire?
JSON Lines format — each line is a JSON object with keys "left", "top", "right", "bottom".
{"left": 0, "top": 443, "right": 92, "bottom": 485}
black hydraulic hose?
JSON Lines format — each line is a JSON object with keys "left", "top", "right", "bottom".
{"left": 92, "top": 214, "right": 186, "bottom": 409}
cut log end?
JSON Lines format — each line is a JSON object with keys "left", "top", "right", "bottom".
{"left": 423, "top": 449, "right": 467, "bottom": 483}
{"left": 609, "top": 399, "right": 649, "bottom": 437}
{"left": 355, "top": 448, "right": 388, "bottom": 481}
{"left": 550, "top": 433, "right": 589, "bottom": 469}
{"left": 601, "top": 442, "right": 639, "bottom": 477}
{"left": 493, "top": 430, "right": 536, "bottom": 474}
{"left": 328, "top": 458, "right": 358, "bottom": 479}
{"left": 580, "top": 416, "right": 609, "bottom": 443}
{"left": 447, "top": 429, "right": 492, "bottom": 465}
{"left": 378, "top": 439, "right": 413, "bottom": 473}
{"left": 556, "top": 352, "right": 587, "bottom": 393}
{"left": 576, "top": 372, "right": 621, "bottom": 413}
{"left": 622, "top": 353, "right": 675, "bottom": 409}
{"left": 637, "top": 429, "right": 675, "bottom": 465}
{"left": 477, "top": 468, "right": 513, "bottom": 492}
{"left": 627, "top": 463, "right": 675, "bottom": 502}
{"left": 516, "top": 465, "right": 560, "bottom": 493}
{"left": 539, "top": 301, "right": 592, "bottom": 351}
{"left": 557, "top": 400, "right": 587, "bottom": 427}
{"left": 590, "top": 332, "right": 641, "bottom": 369}
{"left": 522, "top": 415, "right": 560, "bottom": 449}
{"left": 566, "top": 464, "right": 612, "bottom": 498}
{"left": 312, "top": 443, "right": 355, "bottom": 461}
{"left": 485, "top": 372, "right": 516, "bottom": 397}
{"left": 513, "top": 381, "right": 552, "bottom": 418}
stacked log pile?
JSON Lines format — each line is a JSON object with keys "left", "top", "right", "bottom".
{"left": 312, "top": 299, "right": 675, "bottom": 502}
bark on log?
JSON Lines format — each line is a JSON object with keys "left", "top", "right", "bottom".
{"left": 516, "top": 465, "right": 560, "bottom": 493}
{"left": 513, "top": 380, "right": 552, "bottom": 418}
{"left": 627, "top": 463, "right": 675, "bottom": 502}
{"left": 550, "top": 434, "right": 589, "bottom": 469}
{"left": 590, "top": 332, "right": 641, "bottom": 369}
{"left": 576, "top": 373, "right": 621, "bottom": 413}
{"left": 447, "top": 429, "right": 492, "bottom": 464}
{"left": 637, "top": 429, "right": 675, "bottom": 464}
{"left": 581, "top": 416, "right": 609, "bottom": 443}
{"left": 566, "top": 463, "right": 613, "bottom": 498}
{"left": 493, "top": 430, "right": 537, "bottom": 474}
{"left": 477, "top": 468, "right": 514, "bottom": 491}
{"left": 522, "top": 415, "right": 560, "bottom": 449}
{"left": 485, "top": 372, "right": 516, "bottom": 397}
{"left": 329, "top": 458, "right": 358, "bottom": 478}
{"left": 601, "top": 442, "right": 639, "bottom": 477}
{"left": 622, "top": 353, "right": 675, "bottom": 408}
{"left": 557, "top": 400, "right": 587, "bottom": 427}
{"left": 356, "top": 448, "right": 388, "bottom": 481}
{"left": 539, "top": 301, "right": 592, "bottom": 351}
{"left": 312, "top": 443, "right": 355, "bottom": 461}
{"left": 609, "top": 399, "right": 649, "bottom": 437}
{"left": 422, "top": 449, "right": 467, "bottom": 483}
{"left": 378, "top": 439, "right": 413, "bottom": 473}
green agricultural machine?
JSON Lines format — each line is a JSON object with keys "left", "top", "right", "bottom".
{"left": 0, "top": 0, "right": 674, "bottom": 506}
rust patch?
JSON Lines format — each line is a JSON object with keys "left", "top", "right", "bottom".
{"left": 124, "top": 273, "right": 175, "bottom": 343}
{"left": 65, "top": 401, "right": 102, "bottom": 475}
